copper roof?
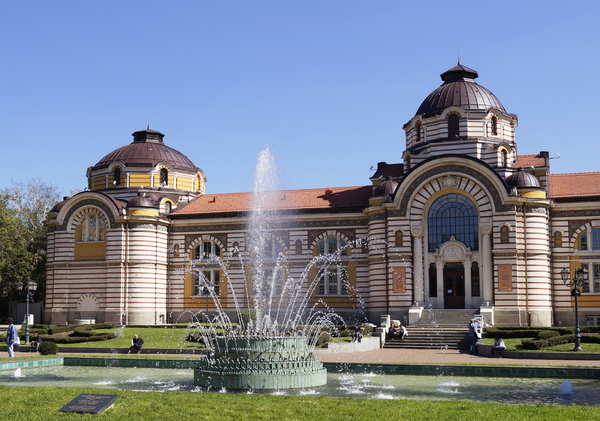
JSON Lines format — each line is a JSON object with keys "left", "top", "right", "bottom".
{"left": 549, "top": 173, "right": 600, "bottom": 199}
{"left": 505, "top": 168, "right": 540, "bottom": 188}
{"left": 91, "top": 129, "right": 199, "bottom": 172}
{"left": 415, "top": 63, "right": 505, "bottom": 118}
{"left": 171, "top": 186, "right": 372, "bottom": 217}
{"left": 373, "top": 176, "right": 398, "bottom": 196}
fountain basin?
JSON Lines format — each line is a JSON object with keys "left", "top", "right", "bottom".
{"left": 194, "top": 336, "right": 327, "bottom": 390}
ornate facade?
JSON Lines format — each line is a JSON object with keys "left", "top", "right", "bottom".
{"left": 45, "top": 63, "right": 600, "bottom": 327}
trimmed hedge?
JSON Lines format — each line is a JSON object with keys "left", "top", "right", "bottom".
{"left": 38, "top": 341, "right": 58, "bottom": 355}
{"left": 537, "top": 330, "right": 560, "bottom": 340}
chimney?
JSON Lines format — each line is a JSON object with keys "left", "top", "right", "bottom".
{"left": 325, "top": 187, "right": 333, "bottom": 199}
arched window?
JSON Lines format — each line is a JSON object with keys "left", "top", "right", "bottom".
{"left": 173, "top": 244, "right": 180, "bottom": 258}
{"left": 501, "top": 149, "right": 508, "bottom": 167}
{"left": 415, "top": 122, "right": 421, "bottom": 143}
{"left": 232, "top": 241, "right": 240, "bottom": 257}
{"left": 113, "top": 167, "right": 121, "bottom": 186}
{"left": 395, "top": 230, "right": 403, "bottom": 247}
{"left": 500, "top": 226, "right": 509, "bottom": 244}
{"left": 78, "top": 214, "right": 106, "bottom": 242}
{"left": 295, "top": 239, "right": 302, "bottom": 255}
{"left": 579, "top": 231, "right": 588, "bottom": 251}
{"left": 405, "top": 156, "right": 411, "bottom": 171}
{"left": 160, "top": 168, "right": 169, "bottom": 186}
{"left": 164, "top": 201, "right": 172, "bottom": 214}
{"left": 491, "top": 115, "right": 498, "bottom": 135}
{"left": 317, "top": 236, "right": 348, "bottom": 257}
{"left": 194, "top": 240, "right": 221, "bottom": 260}
{"left": 553, "top": 231, "right": 562, "bottom": 248}
{"left": 448, "top": 114, "right": 460, "bottom": 138}
{"left": 428, "top": 194, "right": 478, "bottom": 252}
{"left": 261, "top": 239, "right": 283, "bottom": 259}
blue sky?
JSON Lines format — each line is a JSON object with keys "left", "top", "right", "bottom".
{"left": 1, "top": 1, "right": 599, "bottom": 195}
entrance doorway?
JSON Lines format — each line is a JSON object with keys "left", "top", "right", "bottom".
{"left": 444, "top": 262, "right": 465, "bottom": 309}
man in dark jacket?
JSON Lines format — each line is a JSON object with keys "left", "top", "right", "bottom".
{"left": 128, "top": 334, "right": 144, "bottom": 354}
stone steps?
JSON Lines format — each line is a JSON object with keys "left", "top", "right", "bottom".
{"left": 384, "top": 309, "right": 477, "bottom": 350}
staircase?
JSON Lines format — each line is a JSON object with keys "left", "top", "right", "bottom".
{"left": 384, "top": 309, "right": 477, "bottom": 350}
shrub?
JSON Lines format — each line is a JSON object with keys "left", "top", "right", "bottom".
{"left": 521, "top": 338, "right": 546, "bottom": 350}
{"left": 537, "top": 331, "right": 560, "bottom": 340}
{"left": 582, "top": 334, "right": 600, "bottom": 344}
{"left": 238, "top": 309, "right": 257, "bottom": 328}
{"left": 38, "top": 341, "right": 58, "bottom": 355}
{"left": 316, "top": 332, "right": 330, "bottom": 347}
{"left": 47, "top": 325, "right": 73, "bottom": 335}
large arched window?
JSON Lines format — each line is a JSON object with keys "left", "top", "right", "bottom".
{"left": 428, "top": 194, "right": 478, "bottom": 252}
{"left": 491, "top": 115, "right": 498, "bottom": 135}
{"left": 448, "top": 114, "right": 460, "bottom": 138}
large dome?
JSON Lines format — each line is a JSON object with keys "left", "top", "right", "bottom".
{"left": 415, "top": 63, "right": 505, "bottom": 118}
{"left": 91, "top": 129, "right": 199, "bottom": 172}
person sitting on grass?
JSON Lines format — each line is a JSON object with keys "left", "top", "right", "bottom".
{"left": 492, "top": 336, "right": 506, "bottom": 358}
{"left": 351, "top": 324, "right": 364, "bottom": 343}
{"left": 31, "top": 332, "right": 43, "bottom": 352}
{"left": 128, "top": 334, "right": 144, "bottom": 354}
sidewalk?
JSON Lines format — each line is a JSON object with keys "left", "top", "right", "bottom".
{"left": 4, "top": 347, "right": 600, "bottom": 368}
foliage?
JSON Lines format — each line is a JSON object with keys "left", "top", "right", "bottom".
{"left": 238, "top": 309, "right": 257, "bottom": 328}
{"left": 0, "top": 178, "right": 62, "bottom": 301}
{"left": 38, "top": 341, "right": 58, "bottom": 355}
{"left": 537, "top": 330, "right": 560, "bottom": 340}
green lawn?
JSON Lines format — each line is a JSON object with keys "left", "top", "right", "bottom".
{"left": 61, "top": 326, "right": 205, "bottom": 349}
{"left": 481, "top": 337, "right": 600, "bottom": 353}
{"left": 1, "top": 385, "right": 599, "bottom": 421}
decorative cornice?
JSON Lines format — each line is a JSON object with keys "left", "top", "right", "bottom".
{"left": 171, "top": 218, "right": 367, "bottom": 233}
{"left": 553, "top": 209, "right": 600, "bottom": 218}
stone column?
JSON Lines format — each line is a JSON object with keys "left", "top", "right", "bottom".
{"left": 436, "top": 260, "right": 444, "bottom": 308}
{"left": 464, "top": 259, "right": 472, "bottom": 308}
{"left": 411, "top": 225, "right": 424, "bottom": 305}
{"left": 480, "top": 221, "right": 493, "bottom": 303}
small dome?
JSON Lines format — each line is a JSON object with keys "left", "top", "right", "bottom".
{"left": 50, "top": 196, "right": 71, "bottom": 212}
{"left": 373, "top": 176, "right": 398, "bottom": 197}
{"left": 415, "top": 63, "right": 505, "bottom": 118}
{"left": 91, "top": 129, "right": 199, "bottom": 172}
{"left": 505, "top": 168, "right": 540, "bottom": 188}
{"left": 127, "top": 192, "right": 155, "bottom": 208}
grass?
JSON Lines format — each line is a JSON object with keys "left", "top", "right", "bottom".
{"left": 481, "top": 337, "right": 600, "bottom": 353}
{"left": 59, "top": 327, "right": 205, "bottom": 349}
{"left": 1, "top": 385, "right": 599, "bottom": 421}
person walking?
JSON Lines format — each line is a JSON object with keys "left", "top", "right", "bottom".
{"left": 5, "top": 317, "right": 19, "bottom": 358}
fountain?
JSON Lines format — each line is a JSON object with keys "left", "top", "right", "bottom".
{"left": 191, "top": 148, "right": 342, "bottom": 390}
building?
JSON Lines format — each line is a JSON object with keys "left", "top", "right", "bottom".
{"left": 45, "top": 63, "right": 600, "bottom": 327}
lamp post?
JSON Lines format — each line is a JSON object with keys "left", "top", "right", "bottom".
{"left": 561, "top": 267, "right": 588, "bottom": 351}
{"left": 16, "top": 280, "right": 38, "bottom": 345}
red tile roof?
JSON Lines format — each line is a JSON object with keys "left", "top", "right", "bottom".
{"left": 549, "top": 173, "right": 600, "bottom": 199}
{"left": 172, "top": 186, "right": 372, "bottom": 217}
{"left": 514, "top": 154, "right": 546, "bottom": 168}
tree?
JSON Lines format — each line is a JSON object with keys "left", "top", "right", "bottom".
{"left": 1, "top": 178, "right": 62, "bottom": 301}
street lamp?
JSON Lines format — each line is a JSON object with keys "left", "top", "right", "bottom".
{"left": 16, "top": 280, "right": 37, "bottom": 345}
{"left": 561, "top": 267, "right": 588, "bottom": 351}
